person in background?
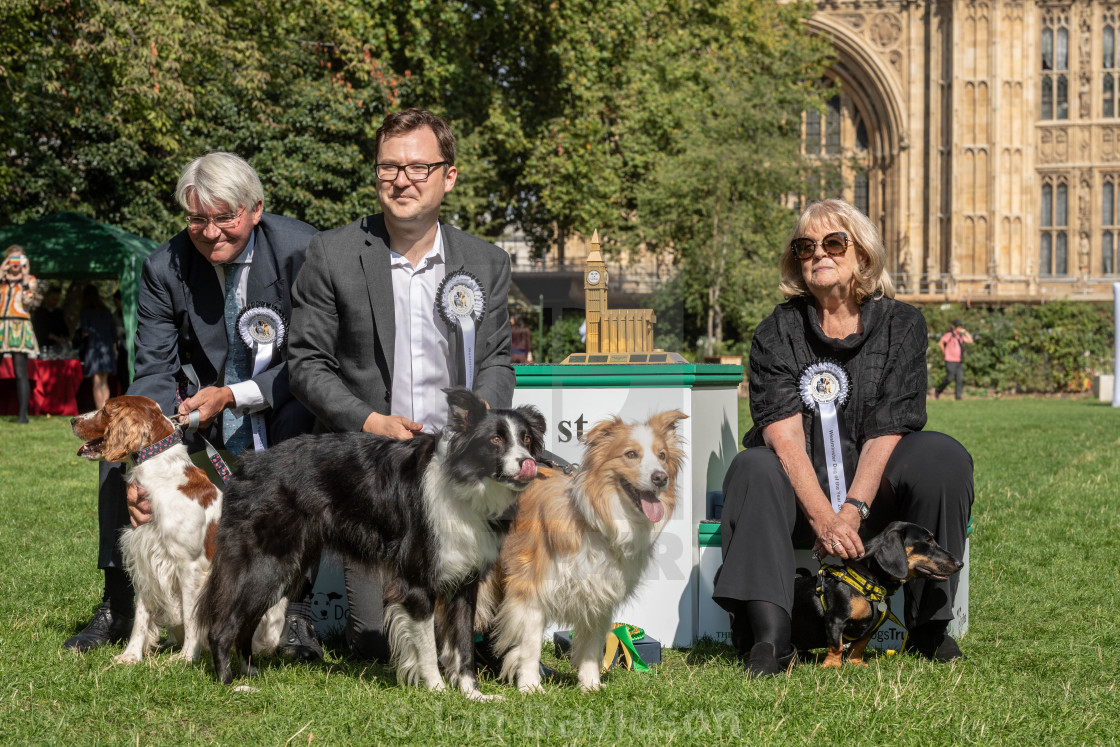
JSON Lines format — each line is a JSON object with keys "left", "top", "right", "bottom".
{"left": 934, "top": 320, "right": 973, "bottom": 400}
{"left": 1, "top": 245, "right": 40, "bottom": 423}
{"left": 713, "top": 199, "right": 973, "bottom": 677}
{"left": 61, "top": 281, "right": 84, "bottom": 341}
{"left": 111, "top": 290, "right": 130, "bottom": 389}
{"left": 510, "top": 314, "right": 531, "bottom": 363}
{"left": 75, "top": 284, "right": 117, "bottom": 410}
{"left": 33, "top": 285, "right": 70, "bottom": 355}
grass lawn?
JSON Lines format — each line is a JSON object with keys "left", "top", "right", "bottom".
{"left": 1, "top": 397, "right": 1118, "bottom": 745}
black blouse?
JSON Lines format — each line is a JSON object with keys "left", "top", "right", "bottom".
{"left": 744, "top": 296, "right": 928, "bottom": 463}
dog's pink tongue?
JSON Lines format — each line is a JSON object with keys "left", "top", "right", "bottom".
{"left": 517, "top": 459, "right": 537, "bottom": 481}
{"left": 640, "top": 495, "right": 664, "bottom": 523}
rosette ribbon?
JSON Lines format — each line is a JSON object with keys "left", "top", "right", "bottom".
{"left": 236, "top": 303, "right": 287, "bottom": 452}
{"left": 799, "top": 360, "right": 852, "bottom": 513}
{"left": 600, "top": 623, "right": 650, "bottom": 673}
{"left": 436, "top": 271, "right": 486, "bottom": 391}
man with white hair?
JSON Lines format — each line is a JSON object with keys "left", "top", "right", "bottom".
{"left": 64, "top": 152, "right": 321, "bottom": 659}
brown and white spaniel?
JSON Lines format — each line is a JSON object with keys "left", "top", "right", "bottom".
{"left": 72, "top": 395, "right": 284, "bottom": 664}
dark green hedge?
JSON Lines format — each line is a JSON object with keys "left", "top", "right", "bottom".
{"left": 921, "top": 301, "right": 1116, "bottom": 394}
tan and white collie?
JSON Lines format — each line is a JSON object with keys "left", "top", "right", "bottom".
{"left": 478, "top": 410, "right": 687, "bottom": 692}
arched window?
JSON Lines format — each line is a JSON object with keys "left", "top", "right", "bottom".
{"left": 1041, "top": 12, "right": 1069, "bottom": 120}
{"left": 1103, "top": 177, "right": 1119, "bottom": 274}
{"left": 1040, "top": 177, "right": 1068, "bottom": 276}
{"left": 800, "top": 87, "right": 874, "bottom": 218}
{"left": 1106, "top": 15, "right": 1119, "bottom": 118}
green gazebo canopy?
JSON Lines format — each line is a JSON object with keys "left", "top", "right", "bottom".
{"left": 0, "top": 212, "right": 158, "bottom": 375}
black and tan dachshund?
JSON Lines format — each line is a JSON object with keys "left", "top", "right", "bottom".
{"left": 791, "top": 521, "right": 964, "bottom": 668}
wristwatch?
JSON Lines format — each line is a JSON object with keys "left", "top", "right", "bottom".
{"left": 844, "top": 498, "right": 870, "bottom": 521}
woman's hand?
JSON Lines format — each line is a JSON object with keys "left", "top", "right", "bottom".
{"left": 811, "top": 506, "right": 864, "bottom": 560}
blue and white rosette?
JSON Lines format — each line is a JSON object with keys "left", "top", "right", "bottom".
{"left": 799, "top": 360, "right": 851, "bottom": 514}
{"left": 437, "top": 271, "right": 486, "bottom": 391}
{"left": 236, "top": 303, "right": 287, "bottom": 452}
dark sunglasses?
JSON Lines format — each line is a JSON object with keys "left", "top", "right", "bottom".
{"left": 790, "top": 231, "right": 849, "bottom": 260}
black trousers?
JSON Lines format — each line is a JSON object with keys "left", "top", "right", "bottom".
{"left": 713, "top": 431, "right": 973, "bottom": 629}
{"left": 937, "top": 361, "right": 965, "bottom": 399}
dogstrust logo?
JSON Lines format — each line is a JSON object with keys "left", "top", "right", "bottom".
{"left": 553, "top": 411, "right": 591, "bottom": 443}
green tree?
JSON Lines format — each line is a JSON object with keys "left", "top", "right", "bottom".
{"left": 632, "top": 2, "right": 836, "bottom": 354}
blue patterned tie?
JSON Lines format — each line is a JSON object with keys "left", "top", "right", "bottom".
{"left": 222, "top": 263, "right": 252, "bottom": 455}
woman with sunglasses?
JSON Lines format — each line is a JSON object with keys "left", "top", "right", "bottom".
{"left": 712, "top": 199, "right": 974, "bottom": 677}
{"left": 1, "top": 245, "right": 41, "bottom": 423}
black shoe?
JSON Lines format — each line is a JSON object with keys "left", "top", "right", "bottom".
{"left": 277, "top": 615, "right": 323, "bottom": 662}
{"left": 743, "top": 641, "right": 796, "bottom": 679}
{"left": 904, "top": 624, "right": 966, "bottom": 662}
{"left": 63, "top": 604, "right": 132, "bottom": 652}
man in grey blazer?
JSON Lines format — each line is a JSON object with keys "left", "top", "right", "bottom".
{"left": 65, "top": 153, "right": 321, "bottom": 658}
{"left": 288, "top": 108, "right": 515, "bottom": 659}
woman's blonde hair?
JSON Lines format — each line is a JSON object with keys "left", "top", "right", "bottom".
{"left": 777, "top": 199, "right": 895, "bottom": 302}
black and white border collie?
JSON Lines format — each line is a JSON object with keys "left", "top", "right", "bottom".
{"left": 200, "top": 388, "right": 546, "bottom": 701}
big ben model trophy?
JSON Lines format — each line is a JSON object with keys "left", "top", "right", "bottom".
{"left": 562, "top": 230, "right": 685, "bottom": 364}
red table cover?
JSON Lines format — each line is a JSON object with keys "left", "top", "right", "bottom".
{"left": 0, "top": 357, "right": 82, "bottom": 416}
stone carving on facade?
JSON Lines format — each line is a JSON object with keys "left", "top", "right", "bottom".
{"left": 1080, "top": 8, "right": 1093, "bottom": 118}
{"left": 1004, "top": 1, "right": 1024, "bottom": 23}
{"left": 888, "top": 49, "right": 903, "bottom": 77}
{"left": 1039, "top": 128, "right": 1069, "bottom": 163}
{"left": 834, "top": 13, "right": 865, "bottom": 31}
{"left": 896, "top": 233, "right": 912, "bottom": 292}
{"left": 868, "top": 12, "right": 902, "bottom": 48}
{"left": 1104, "top": 129, "right": 1120, "bottom": 162}
{"left": 1079, "top": 170, "right": 1091, "bottom": 233}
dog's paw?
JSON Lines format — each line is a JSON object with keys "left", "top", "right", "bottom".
{"left": 578, "top": 679, "right": 604, "bottom": 693}
{"left": 113, "top": 652, "right": 141, "bottom": 665}
{"left": 518, "top": 681, "right": 546, "bottom": 695}
{"left": 232, "top": 685, "right": 259, "bottom": 694}
{"left": 168, "top": 650, "right": 196, "bottom": 663}
{"left": 466, "top": 690, "right": 504, "bottom": 702}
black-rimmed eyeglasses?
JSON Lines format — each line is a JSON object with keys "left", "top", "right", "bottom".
{"left": 375, "top": 161, "right": 448, "bottom": 182}
{"left": 790, "top": 231, "right": 849, "bottom": 260}
{"left": 186, "top": 208, "right": 244, "bottom": 231}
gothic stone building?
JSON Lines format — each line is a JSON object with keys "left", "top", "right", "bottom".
{"left": 810, "top": 0, "right": 1120, "bottom": 303}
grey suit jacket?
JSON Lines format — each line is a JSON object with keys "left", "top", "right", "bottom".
{"left": 288, "top": 214, "right": 515, "bottom": 433}
{"left": 129, "top": 212, "right": 318, "bottom": 445}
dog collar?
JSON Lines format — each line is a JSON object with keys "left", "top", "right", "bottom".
{"left": 134, "top": 429, "right": 184, "bottom": 465}
{"left": 816, "top": 563, "right": 908, "bottom": 648}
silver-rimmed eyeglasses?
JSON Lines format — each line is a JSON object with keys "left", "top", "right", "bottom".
{"left": 186, "top": 208, "right": 244, "bottom": 231}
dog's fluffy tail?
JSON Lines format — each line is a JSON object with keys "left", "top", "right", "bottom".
{"left": 473, "top": 561, "right": 507, "bottom": 634}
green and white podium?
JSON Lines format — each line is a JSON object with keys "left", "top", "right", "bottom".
{"left": 512, "top": 363, "right": 743, "bottom": 648}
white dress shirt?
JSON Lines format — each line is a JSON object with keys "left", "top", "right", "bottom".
{"left": 389, "top": 227, "right": 452, "bottom": 432}
{"left": 212, "top": 233, "right": 266, "bottom": 414}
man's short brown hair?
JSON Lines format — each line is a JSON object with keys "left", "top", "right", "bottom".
{"left": 375, "top": 108, "right": 456, "bottom": 166}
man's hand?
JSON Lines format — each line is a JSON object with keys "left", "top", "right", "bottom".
{"left": 178, "top": 386, "right": 235, "bottom": 428}
{"left": 362, "top": 412, "right": 424, "bottom": 439}
{"left": 127, "top": 483, "right": 152, "bottom": 528}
